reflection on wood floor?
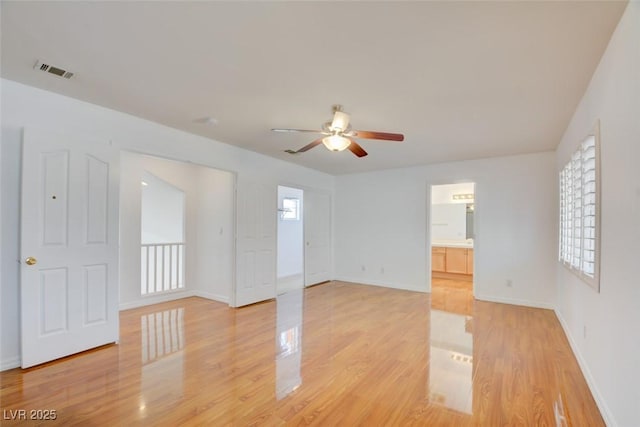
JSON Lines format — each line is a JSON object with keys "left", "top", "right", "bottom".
{"left": 0, "top": 281, "right": 602, "bottom": 426}
{"left": 431, "top": 276, "right": 474, "bottom": 316}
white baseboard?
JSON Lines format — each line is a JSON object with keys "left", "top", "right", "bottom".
{"left": 554, "top": 309, "right": 616, "bottom": 427}
{"left": 194, "top": 290, "right": 229, "bottom": 304}
{"left": 0, "top": 355, "right": 21, "bottom": 371}
{"left": 474, "top": 293, "right": 555, "bottom": 310}
{"left": 119, "top": 290, "right": 196, "bottom": 311}
{"left": 334, "top": 276, "right": 428, "bottom": 294}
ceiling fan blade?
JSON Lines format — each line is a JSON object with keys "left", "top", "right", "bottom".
{"left": 350, "top": 130, "right": 404, "bottom": 141}
{"left": 296, "top": 138, "right": 324, "bottom": 153}
{"left": 347, "top": 139, "right": 368, "bottom": 157}
{"left": 272, "top": 128, "right": 327, "bottom": 135}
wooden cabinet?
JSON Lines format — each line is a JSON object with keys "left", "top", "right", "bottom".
{"left": 445, "top": 247, "right": 468, "bottom": 274}
{"left": 431, "top": 246, "right": 474, "bottom": 275}
{"left": 431, "top": 247, "right": 446, "bottom": 272}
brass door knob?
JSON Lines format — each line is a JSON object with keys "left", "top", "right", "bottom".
{"left": 25, "top": 257, "right": 37, "bottom": 266}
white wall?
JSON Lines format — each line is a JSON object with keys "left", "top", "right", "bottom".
{"left": 431, "top": 203, "right": 467, "bottom": 241}
{"left": 555, "top": 2, "right": 640, "bottom": 426}
{"left": 141, "top": 171, "right": 185, "bottom": 244}
{"left": 334, "top": 151, "right": 557, "bottom": 308}
{"left": 277, "top": 186, "right": 304, "bottom": 279}
{"left": 0, "top": 79, "right": 334, "bottom": 370}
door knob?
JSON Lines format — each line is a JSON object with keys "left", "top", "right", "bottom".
{"left": 25, "top": 257, "right": 37, "bottom": 266}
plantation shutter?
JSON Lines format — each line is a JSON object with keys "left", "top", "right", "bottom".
{"left": 571, "top": 151, "right": 582, "bottom": 269}
{"left": 558, "top": 123, "right": 600, "bottom": 291}
{"left": 581, "top": 136, "right": 597, "bottom": 277}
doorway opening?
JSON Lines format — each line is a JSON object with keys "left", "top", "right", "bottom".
{"left": 429, "top": 182, "right": 475, "bottom": 315}
{"left": 277, "top": 186, "right": 304, "bottom": 294}
{"left": 120, "top": 152, "right": 235, "bottom": 309}
{"left": 140, "top": 171, "right": 186, "bottom": 295}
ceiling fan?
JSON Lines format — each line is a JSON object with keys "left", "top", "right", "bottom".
{"left": 272, "top": 105, "right": 404, "bottom": 158}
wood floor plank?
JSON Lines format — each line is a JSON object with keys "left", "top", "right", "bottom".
{"left": 0, "top": 280, "right": 603, "bottom": 426}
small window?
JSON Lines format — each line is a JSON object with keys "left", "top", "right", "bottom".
{"left": 281, "top": 198, "right": 300, "bottom": 221}
{"left": 559, "top": 121, "right": 600, "bottom": 291}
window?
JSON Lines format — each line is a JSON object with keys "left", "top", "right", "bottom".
{"left": 559, "top": 122, "right": 600, "bottom": 291}
{"left": 281, "top": 198, "right": 300, "bottom": 221}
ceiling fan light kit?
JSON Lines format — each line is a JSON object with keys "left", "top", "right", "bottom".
{"left": 273, "top": 105, "right": 404, "bottom": 158}
{"left": 322, "top": 135, "right": 351, "bottom": 151}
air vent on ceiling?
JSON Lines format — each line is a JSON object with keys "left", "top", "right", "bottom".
{"left": 33, "top": 60, "right": 74, "bottom": 79}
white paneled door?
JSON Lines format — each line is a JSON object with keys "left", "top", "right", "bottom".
{"left": 234, "top": 180, "right": 276, "bottom": 307}
{"left": 20, "top": 129, "right": 120, "bottom": 368}
{"left": 304, "top": 191, "right": 332, "bottom": 286}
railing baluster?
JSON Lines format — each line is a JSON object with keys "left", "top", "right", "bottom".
{"left": 162, "top": 244, "right": 166, "bottom": 291}
{"left": 141, "top": 242, "right": 184, "bottom": 295}
{"left": 153, "top": 245, "right": 158, "bottom": 293}
{"left": 146, "top": 246, "right": 150, "bottom": 295}
{"left": 169, "top": 244, "right": 174, "bottom": 290}
{"left": 177, "top": 245, "right": 182, "bottom": 288}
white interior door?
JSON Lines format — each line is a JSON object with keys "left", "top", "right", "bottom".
{"left": 304, "top": 191, "right": 332, "bottom": 286}
{"left": 234, "top": 180, "right": 276, "bottom": 307}
{"left": 20, "top": 128, "right": 120, "bottom": 368}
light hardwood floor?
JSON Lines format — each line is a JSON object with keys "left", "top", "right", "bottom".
{"left": 0, "top": 281, "right": 602, "bottom": 426}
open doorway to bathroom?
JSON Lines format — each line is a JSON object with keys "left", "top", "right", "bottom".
{"left": 429, "top": 182, "right": 475, "bottom": 315}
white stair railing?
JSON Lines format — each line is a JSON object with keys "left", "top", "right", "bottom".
{"left": 141, "top": 243, "right": 185, "bottom": 295}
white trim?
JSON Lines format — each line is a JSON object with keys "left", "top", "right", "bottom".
{"left": 0, "top": 356, "right": 21, "bottom": 372}
{"left": 119, "top": 290, "right": 196, "bottom": 311}
{"left": 334, "top": 276, "right": 428, "bottom": 294}
{"left": 474, "top": 293, "right": 555, "bottom": 310}
{"left": 193, "top": 291, "right": 229, "bottom": 304}
{"left": 554, "top": 309, "right": 617, "bottom": 427}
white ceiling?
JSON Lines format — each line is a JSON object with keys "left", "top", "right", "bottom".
{"left": 0, "top": 1, "right": 627, "bottom": 175}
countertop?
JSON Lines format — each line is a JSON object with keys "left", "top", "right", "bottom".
{"left": 432, "top": 240, "right": 474, "bottom": 249}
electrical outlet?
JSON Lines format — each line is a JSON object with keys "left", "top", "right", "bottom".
{"left": 380, "top": 267, "right": 384, "bottom": 274}
{"left": 361, "top": 265, "right": 366, "bottom": 272}
{"left": 506, "top": 279, "right": 513, "bottom": 287}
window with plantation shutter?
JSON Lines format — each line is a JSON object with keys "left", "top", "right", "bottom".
{"left": 558, "top": 123, "right": 600, "bottom": 291}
